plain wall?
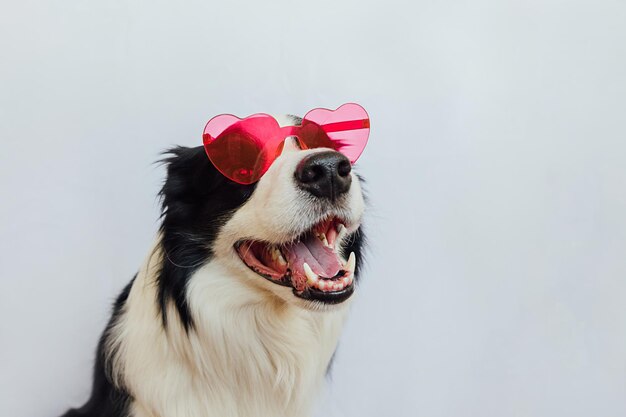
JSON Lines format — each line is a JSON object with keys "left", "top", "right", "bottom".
{"left": 1, "top": 1, "right": 625, "bottom": 416}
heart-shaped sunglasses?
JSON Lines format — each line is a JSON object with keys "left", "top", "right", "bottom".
{"left": 202, "top": 103, "right": 370, "bottom": 184}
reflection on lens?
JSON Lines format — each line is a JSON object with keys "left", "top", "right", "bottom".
{"left": 206, "top": 123, "right": 267, "bottom": 184}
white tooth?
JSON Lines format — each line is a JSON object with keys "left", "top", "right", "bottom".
{"left": 276, "top": 249, "right": 287, "bottom": 266}
{"left": 317, "top": 280, "right": 326, "bottom": 291}
{"left": 318, "top": 233, "right": 329, "bottom": 247}
{"left": 342, "top": 276, "right": 350, "bottom": 286}
{"left": 336, "top": 223, "right": 348, "bottom": 243}
{"left": 333, "top": 282, "right": 342, "bottom": 291}
{"left": 346, "top": 252, "right": 356, "bottom": 274}
{"left": 303, "top": 262, "right": 318, "bottom": 285}
{"left": 271, "top": 247, "right": 286, "bottom": 266}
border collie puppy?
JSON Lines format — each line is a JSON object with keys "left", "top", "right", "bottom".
{"left": 62, "top": 116, "right": 366, "bottom": 417}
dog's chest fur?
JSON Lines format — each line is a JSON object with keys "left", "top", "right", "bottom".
{"left": 107, "top": 245, "right": 350, "bottom": 417}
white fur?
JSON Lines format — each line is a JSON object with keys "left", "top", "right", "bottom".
{"left": 105, "top": 121, "right": 365, "bottom": 417}
{"left": 108, "top": 249, "right": 351, "bottom": 417}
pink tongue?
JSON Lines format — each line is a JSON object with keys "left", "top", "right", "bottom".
{"left": 284, "top": 235, "right": 342, "bottom": 279}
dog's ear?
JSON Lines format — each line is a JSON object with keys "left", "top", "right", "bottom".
{"left": 159, "top": 146, "right": 217, "bottom": 208}
{"left": 158, "top": 145, "right": 256, "bottom": 225}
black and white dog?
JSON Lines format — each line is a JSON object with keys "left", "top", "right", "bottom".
{"left": 62, "top": 115, "right": 366, "bottom": 417}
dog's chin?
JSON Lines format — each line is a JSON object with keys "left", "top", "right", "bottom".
{"left": 252, "top": 280, "right": 355, "bottom": 313}
{"left": 234, "top": 216, "right": 358, "bottom": 307}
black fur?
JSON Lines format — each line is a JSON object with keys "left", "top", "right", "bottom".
{"left": 61, "top": 146, "right": 365, "bottom": 416}
{"left": 61, "top": 277, "right": 135, "bottom": 417}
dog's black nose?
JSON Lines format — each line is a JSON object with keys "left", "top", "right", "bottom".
{"left": 295, "top": 151, "right": 352, "bottom": 200}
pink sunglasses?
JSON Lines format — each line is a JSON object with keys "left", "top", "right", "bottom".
{"left": 202, "top": 103, "right": 370, "bottom": 184}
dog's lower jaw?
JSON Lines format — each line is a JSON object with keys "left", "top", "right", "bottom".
{"left": 107, "top": 243, "right": 351, "bottom": 417}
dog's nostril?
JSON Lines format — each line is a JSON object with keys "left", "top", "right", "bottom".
{"left": 295, "top": 151, "right": 352, "bottom": 201}
{"left": 337, "top": 160, "right": 351, "bottom": 177}
{"left": 299, "top": 164, "right": 326, "bottom": 184}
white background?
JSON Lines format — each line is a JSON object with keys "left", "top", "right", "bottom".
{"left": 1, "top": 1, "right": 625, "bottom": 416}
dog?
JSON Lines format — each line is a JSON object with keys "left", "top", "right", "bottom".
{"left": 61, "top": 113, "right": 366, "bottom": 417}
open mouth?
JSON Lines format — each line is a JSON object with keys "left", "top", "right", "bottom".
{"left": 235, "top": 217, "right": 356, "bottom": 304}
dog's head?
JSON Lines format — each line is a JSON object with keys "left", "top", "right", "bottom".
{"left": 157, "top": 115, "right": 365, "bottom": 327}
